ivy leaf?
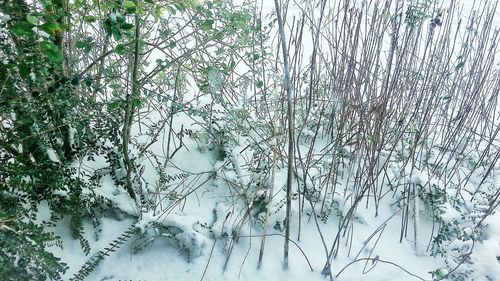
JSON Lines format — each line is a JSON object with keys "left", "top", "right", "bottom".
{"left": 84, "top": 16, "right": 96, "bottom": 23}
{"left": 255, "top": 80, "right": 263, "bottom": 88}
{"left": 42, "top": 42, "right": 63, "bottom": 64}
{"left": 199, "top": 19, "right": 214, "bottom": 31}
{"left": 10, "top": 22, "right": 35, "bottom": 36}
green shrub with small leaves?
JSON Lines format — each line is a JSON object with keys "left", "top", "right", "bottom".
{"left": 0, "top": 193, "right": 68, "bottom": 280}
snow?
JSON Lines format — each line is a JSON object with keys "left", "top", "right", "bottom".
{"left": 32, "top": 26, "right": 50, "bottom": 39}
{"left": 48, "top": 203, "right": 446, "bottom": 281}
{"left": 0, "top": 14, "right": 10, "bottom": 23}
{"left": 29, "top": 72, "right": 36, "bottom": 82}
{"left": 440, "top": 202, "right": 461, "bottom": 224}
{"left": 46, "top": 148, "right": 60, "bottom": 163}
{"left": 468, "top": 212, "right": 500, "bottom": 281}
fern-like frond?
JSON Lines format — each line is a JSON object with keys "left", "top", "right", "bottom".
{"left": 70, "top": 224, "right": 137, "bottom": 281}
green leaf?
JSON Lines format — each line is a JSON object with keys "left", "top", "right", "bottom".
{"left": 120, "top": 23, "right": 134, "bottom": 30}
{"left": 103, "top": 18, "right": 113, "bottom": 36}
{"left": 255, "top": 80, "right": 263, "bottom": 88}
{"left": 115, "top": 44, "right": 126, "bottom": 55}
{"left": 75, "top": 41, "right": 87, "bottom": 49}
{"left": 19, "top": 61, "right": 30, "bottom": 79}
{"left": 107, "top": 100, "right": 122, "bottom": 112}
{"left": 173, "top": 3, "right": 186, "bottom": 12}
{"left": 123, "top": 1, "right": 136, "bottom": 9}
{"left": 116, "top": 13, "right": 126, "bottom": 23}
{"left": 165, "top": 5, "right": 177, "bottom": 15}
{"left": 10, "top": 22, "right": 35, "bottom": 36}
{"left": 199, "top": 19, "right": 214, "bottom": 31}
{"left": 112, "top": 29, "right": 122, "bottom": 41}
{"left": 84, "top": 77, "right": 93, "bottom": 87}
{"left": 84, "top": 44, "right": 94, "bottom": 54}
{"left": 123, "top": 0, "right": 136, "bottom": 13}
{"left": 171, "top": 102, "right": 184, "bottom": 110}
{"left": 42, "top": 42, "right": 63, "bottom": 64}
{"left": 75, "top": 38, "right": 94, "bottom": 54}
{"left": 71, "top": 75, "right": 80, "bottom": 85}
{"left": 229, "top": 59, "right": 235, "bottom": 69}
{"left": 232, "top": 13, "right": 250, "bottom": 30}
{"left": 132, "top": 98, "right": 141, "bottom": 108}
{"left": 84, "top": 16, "right": 96, "bottom": 23}
{"left": 41, "top": 22, "right": 62, "bottom": 36}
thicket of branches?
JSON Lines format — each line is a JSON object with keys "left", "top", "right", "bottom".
{"left": 1, "top": 0, "right": 499, "bottom": 280}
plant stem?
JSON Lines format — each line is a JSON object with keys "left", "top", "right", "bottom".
{"left": 122, "top": 10, "right": 142, "bottom": 202}
{"left": 273, "top": 0, "right": 294, "bottom": 270}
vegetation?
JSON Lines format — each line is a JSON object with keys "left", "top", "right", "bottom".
{"left": 0, "top": 0, "right": 499, "bottom": 280}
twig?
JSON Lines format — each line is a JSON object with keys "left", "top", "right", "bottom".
{"left": 335, "top": 257, "right": 430, "bottom": 281}
{"left": 238, "top": 233, "right": 314, "bottom": 272}
{"left": 273, "top": 0, "right": 295, "bottom": 269}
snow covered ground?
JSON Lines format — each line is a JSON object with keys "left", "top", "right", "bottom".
{"left": 43, "top": 109, "right": 500, "bottom": 281}
{"left": 43, "top": 146, "right": 500, "bottom": 281}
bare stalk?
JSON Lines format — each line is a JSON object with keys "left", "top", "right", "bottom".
{"left": 273, "top": 0, "right": 294, "bottom": 269}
